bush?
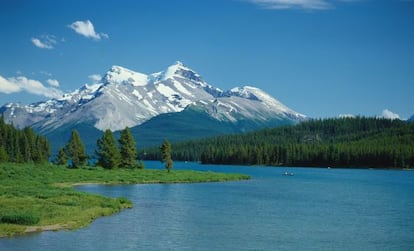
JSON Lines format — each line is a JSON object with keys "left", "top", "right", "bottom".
{"left": 118, "top": 196, "right": 131, "bottom": 204}
{"left": 1, "top": 213, "right": 40, "bottom": 225}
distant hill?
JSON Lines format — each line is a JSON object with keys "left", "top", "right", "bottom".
{"left": 141, "top": 117, "right": 414, "bottom": 169}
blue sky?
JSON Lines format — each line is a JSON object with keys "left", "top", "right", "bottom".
{"left": 0, "top": 0, "right": 413, "bottom": 119}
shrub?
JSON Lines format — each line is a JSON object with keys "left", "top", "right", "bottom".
{"left": 1, "top": 213, "right": 40, "bottom": 225}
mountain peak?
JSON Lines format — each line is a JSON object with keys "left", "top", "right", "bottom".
{"left": 173, "top": 60, "right": 184, "bottom": 66}
{"left": 104, "top": 65, "right": 148, "bottom": 87}
{"left": 162, "top": 61, "right": 203, "bottom": 83}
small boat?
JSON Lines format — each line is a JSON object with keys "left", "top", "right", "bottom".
{"left": 283, "top": 171, "right": 295, "bottom": 176}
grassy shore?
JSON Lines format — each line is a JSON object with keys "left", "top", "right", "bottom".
{"left": 0, "top": 163, "right": 250, "bottom": 237}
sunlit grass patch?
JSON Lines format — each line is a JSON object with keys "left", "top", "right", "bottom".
{"left": 0, "top": 162, "right": 249, "bottom": 237}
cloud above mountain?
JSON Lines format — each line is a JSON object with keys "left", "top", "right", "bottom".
{"left": 247, "top": 0, "right": 362, "bottom": 10}
{"left": 88, "top": 74, "right": 102, "bottom": 83}
{"left": 47, "top": 79, "right": 60, "bottom": 87}
{"left": 0, "top": 75, "right": 21, "bottom": 94}
{"left": 68, "top": 20, "right": 108, "bottom": 40}
{"left": 0, "top": 75, "right": 63, "bottom": 98}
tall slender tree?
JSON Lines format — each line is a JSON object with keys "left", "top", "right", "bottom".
{"left": 0, "top": 146, "right": 8, "bottom": 162}
{"left": 96, "top": 129, "right": 121, "bottom": 169}
{"left": 119, "top": 127, "right": 137, "bottom": 168}
{"left": 55, "top": 147, "right": 68, "bottom": 166}
{"left": 160, "top": 139, "right": 173, "bottom": 172}
{"left": 66, "top": 129, "right": 88, "bottom": 168}
{"left": 0, "top": 116, "right": 50, "bottom": 164}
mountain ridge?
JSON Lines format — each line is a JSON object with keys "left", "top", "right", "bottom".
{"left": 1, "top": 62, "right": 307, "bottom": 152}
{"left": 1, "top": 62, "right": 306, "bottom": 132}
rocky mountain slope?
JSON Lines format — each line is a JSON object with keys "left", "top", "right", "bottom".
{"left": 1, "top": 61, "right": 306, "bottom": 151}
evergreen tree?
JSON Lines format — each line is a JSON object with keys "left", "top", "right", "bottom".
{"left": 96, "top": 129, "right": 121, "bottom": 169}
{"left": 160, "top": 139, "right": 173, "bottom": 172}
{"left": 55, "top": 147, "right": 68, "bottom": 166}
{"left": 0, "top": 116, "right": 50, "bottom": 164}
{"left": 142, "top": 117, "right": 414, "bottom": 168}
{"left": 0, "top": 146, "right": 8, "bottom": 162}
{"left": 66, "top": 129, "right": 87, "bottom": 168}
{"left": 119, "top": 127, "right": 137, "bottom": 168}
{"left": 23, "top": 127, "right": 36, "bottom": 162}
{"left": 36, "top": 136, "right": 50, "bottom": 163}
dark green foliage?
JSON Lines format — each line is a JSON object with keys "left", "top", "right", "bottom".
{"left": 119, "top": 127, "right": 138, "bottom": 168}
{"left": 95, "top": 127, "right": 142, "bottom": 169}
{"left": 160, "top": 139, "right": 173, "bottom": 172}
{"left": 0, "top": 213, "right": 40, "bottom": 225}
{"left": 65, "top": 130, "right": 88, "bottom": 168}
{"left": 0, "top": 116, "right": 50, "bottom": 164}
{"left": 142, "top": 117, "right": 414, "bottom": 168}
{"left": 55, "top": 147, "right": 68, "bottom": 165}
{"left": 0, "top": 146, "right": 8, "bottom": 162}
{"left": 96, "top": 129, "right": 121, "bottom": 169}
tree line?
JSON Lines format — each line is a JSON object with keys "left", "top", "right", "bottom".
{"left": 0, "top": 117, "right": 50, "bottom": 163}
{"left": 0, "top": 116, "right": 175, "bottom": 170}
{"left": 56, "top": 127, "right": 145, "bottom": 169}
{"left": 141, "top": 117, "right": 414, "bottom": 168}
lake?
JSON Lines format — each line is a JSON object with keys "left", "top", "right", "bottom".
{"left": 1, "top": 162, "right": 414, "bottom": 250}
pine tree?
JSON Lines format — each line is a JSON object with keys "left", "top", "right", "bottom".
{"left": 0, "top": 146, "right": 8, "bottom": 162}
{"left": 37, "top": 136, "right": 50, "bottom": 163}
{"left": 66, "top": 129, "right": 88, "bottom": 168}
{"left": 160, "top": 139, "right": 173, "bottom": 172}
{"left": 119, "top": 127, "right": 137, "bottom": 168}
{"left": 23, "top": 127, "right": 36, "bottom": 162}
{"left": 55, "top": 147, "right": 68, "bottom": 166}
{"left": 0, "top": 116, "right": 50, "bottom": 164}
{"left": 96, "top": 129, "right": 121, "bottom": 169}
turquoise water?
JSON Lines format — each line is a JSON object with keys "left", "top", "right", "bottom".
{"left": 1, "top": 162, "right": 414, "bottom": 250}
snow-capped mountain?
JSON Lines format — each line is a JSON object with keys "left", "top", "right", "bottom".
{"left": 1, "top": 61, "right": 305, "bottom": 133}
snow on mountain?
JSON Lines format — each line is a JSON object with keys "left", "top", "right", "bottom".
{"left": 104, "top": 65, "right": 148, "bottom": 86}
{"left": 381, "top": 109, "right": 400, "bottom": 120}
{"left": 1, "top": 62, "right": 306, "bottom": 132}
{"left": 203, "top": 86, "right": 304, "bottom": 123}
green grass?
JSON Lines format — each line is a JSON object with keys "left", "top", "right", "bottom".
{"left": 0, "top": 163, "right": 250, "bottom": 237}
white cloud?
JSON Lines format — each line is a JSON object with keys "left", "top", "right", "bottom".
{"left": 0, "top": 74, "right": 63, "bottom": 99}
{"left": 40, "top": 71, "right": 52, "bottom": 77}
{"left": 68, "top": 20, "right": 108, "bottom": 40}
{"left": 248, "top": 0, "right": 332, "bottom": 9}
{"left": 0, "top": 75, "right": 21, "bottom": 94}
{"left": 381, "top": 109, "right": 400, "bottom": 120}
{"left": 88, "top": 74, "right": 102, "bottom": 82}
{"left": 47, "top": 79, "right": 60, "bottom": 87}
{"left": 247, "top": 0, "right": 365, "bottom": 10}
{"left": 31, "top": 38, "right": 53, "bottom": 49}
{"left": 31, "top": 35, "right": 57, "bottom": 49}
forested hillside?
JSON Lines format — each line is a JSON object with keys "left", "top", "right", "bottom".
{"left": 0, "top": 117, "right": 50, "bottom": 163}
{"left": 141, "top": 117, "right": 414, "bottom": 168}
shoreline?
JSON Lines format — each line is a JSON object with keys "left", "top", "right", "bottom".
{"left": 24, "top": 224, "right": 66, "bottom": 234}
{"left": 0, "top": 164, "right": 250, "bottom": 238}
{"left": 20, "top": 178, "right": 252, "bottom": 237}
